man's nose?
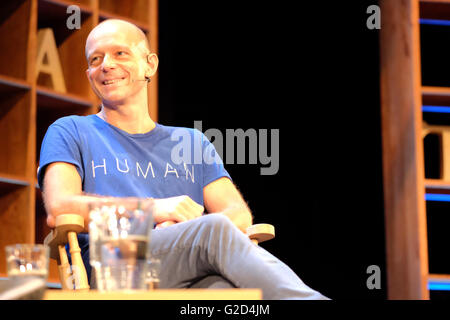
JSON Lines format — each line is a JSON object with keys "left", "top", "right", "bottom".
{"left": 101, "top": 54, "right": 117, "bottom": 71}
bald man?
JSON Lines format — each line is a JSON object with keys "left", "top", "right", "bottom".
{"left": 38, "top": 19, "right": 328, "bottom": 299}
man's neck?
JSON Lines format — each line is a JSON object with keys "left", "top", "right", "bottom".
{"left": 98, "top": 93, "right": 156, "bottom": 134}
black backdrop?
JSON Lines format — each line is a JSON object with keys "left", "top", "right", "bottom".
{"left": 158, "top": 1, "right": 385, "bottom": 299}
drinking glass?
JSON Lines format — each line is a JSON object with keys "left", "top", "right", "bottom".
{"left": 5, "top": 244, "right": 49, "bottom": 281}
{"left": 88, "top": 198, "right": 155, "bottom": 291}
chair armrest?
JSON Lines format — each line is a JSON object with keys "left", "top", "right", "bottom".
{"left": 44, "top": 214, "right": 84, "bottom": 260}
{"left": 246, "top": 224, "right": 275, "bottom": 244}
{"left": 43, "top": 214, "right": 89, "bottom": 290}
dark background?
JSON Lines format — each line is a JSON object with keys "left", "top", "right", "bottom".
{"left": 158, "top": 1, "right": 385, "bottom": 299}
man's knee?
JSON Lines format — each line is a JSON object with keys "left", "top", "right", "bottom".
{"left": 198, "top": 214, "right": 236, "bottom": 232}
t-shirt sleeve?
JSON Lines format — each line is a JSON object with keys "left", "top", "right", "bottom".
{"left": 37, "top": 120, "right": 84, "bottom": 190}
{"left": 200, "top": 131, "right": 232, "bottom": 187}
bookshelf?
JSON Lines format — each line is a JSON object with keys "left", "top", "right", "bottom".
{"left": 0, "top": 0, "right": 158, "bottom": 285}
{"left": 381, "top": 0, "right": 450, "bottom": 299}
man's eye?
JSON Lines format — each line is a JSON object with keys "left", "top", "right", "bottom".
{"left": 117, "top": 51, "right": 127, "bottom": 56}
{"left": 90, "top": 56, "right": 100, "bottom": 64}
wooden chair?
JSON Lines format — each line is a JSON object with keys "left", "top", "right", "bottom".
{"left": 44, "top": 214, "right": 275, "bottom": 290}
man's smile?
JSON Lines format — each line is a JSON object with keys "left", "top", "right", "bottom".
{"left": 102, "top": 77, "right": 127, "bottom": 85}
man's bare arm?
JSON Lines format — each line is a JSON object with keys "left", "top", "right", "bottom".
{"left": 42, "top": 162, "right": 110, "bottom": 229}
{"left": 203, "top": 177, "right": 253, "bottom": 233}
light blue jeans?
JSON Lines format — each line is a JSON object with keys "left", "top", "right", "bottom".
{"left": 149, "top": 214, "right": 329, "bottom": 300}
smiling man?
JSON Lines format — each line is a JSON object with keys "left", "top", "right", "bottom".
{"left": 37, "top": 19, "right": 328, "bottom": 299}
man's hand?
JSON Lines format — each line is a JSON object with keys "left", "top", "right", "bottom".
{"left": 152, "top": 195, "right": 204, "bottom": 228}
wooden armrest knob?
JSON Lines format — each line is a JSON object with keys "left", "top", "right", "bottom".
{"left": 43, "top": 214, "right": 90, "bottom": 290}
{"left": 246, "top": 223, "right": 275, "bottom": 243}
{"left": 44, "top": 214, "right": 84, "bottom": 260}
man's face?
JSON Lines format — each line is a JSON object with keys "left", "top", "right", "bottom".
{"left": 85, "top": 25, "right": 150, "bottom": 104}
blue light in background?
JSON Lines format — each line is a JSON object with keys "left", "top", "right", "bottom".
{"left": 429, "top": 282, "right": 450, "bottom": 291}
{"left": 425, "top": 194, "right": 450, "bottom": 202}
{"left": 423, "top": 105, "right": 450, "bottom": 113}
{"left": 420, "top": 18, "right": 450, "bottom": 27}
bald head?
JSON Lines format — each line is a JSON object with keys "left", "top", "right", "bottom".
{"left": 85, "top": 19, "right": 150, "bottom": 61}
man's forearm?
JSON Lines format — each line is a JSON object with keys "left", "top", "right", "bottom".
{"left": 45, "top": 192, "right": 253, "bottom": 233}
{"left": 44, "top": 193, "right": 124, "bottom": 230}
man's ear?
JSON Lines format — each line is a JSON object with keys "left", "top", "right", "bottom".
{"left": 145, "top": 53, "right": 159, "bottom": 78}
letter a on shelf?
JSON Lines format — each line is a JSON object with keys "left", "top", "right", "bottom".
{"left": 36, "top": 28, "right": 67, "bottom": 93}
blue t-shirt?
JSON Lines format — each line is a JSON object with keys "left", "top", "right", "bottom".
{"left": 38, "top": 114, "right": 230, "bottom": 202}
{"left": 37, "top": 114, "right": 231, "bottom": 282}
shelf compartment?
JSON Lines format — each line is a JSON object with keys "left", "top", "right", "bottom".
{"left": 99, "top": 0, "right": 150, "bottom": 27}
{"left": 36, "top": 85, "right": 97, "bottom": 165}
{"left": 38, "top": 0, "right": 95, "bottom": 99}
{"left": 420, "top": 19, "right": 450, "bottom": 87}
{"left": 0, "top": 186, "right": 34, "bottom": 276}
{"left": 421, "top": 0, "right": 450, "bottom": 20}
{"left": 426, "top": 201, "right": 450, "bottom": 276}
{"left": 0, "top": 89, "right": 32, "bottom": 177}
{"left": 0, "top": 1, "right": 32, "bottom": 80}
{"left": 98, "top": 10, "right": 149, "bottom": 34}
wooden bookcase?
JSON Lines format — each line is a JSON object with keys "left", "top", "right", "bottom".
{"left": 0, "top": 0, "right": 158, "bottom": 285}
{"left": 380, "top": 0, "right": 450, "bottom": 299}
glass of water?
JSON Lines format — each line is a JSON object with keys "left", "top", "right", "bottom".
{"left": 88, "top": 198, "right": 155, "bottom": 291}
{"left": 146, "top": 257, "right": 161, "bottom": 290}
{"left": 5, "top": 244, "right": 49, "bottom": 281}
